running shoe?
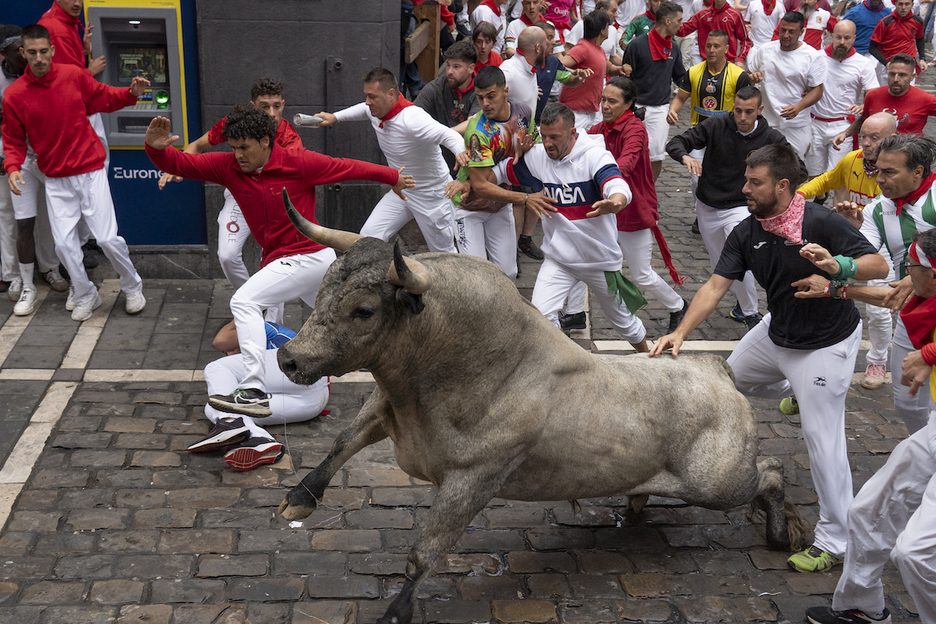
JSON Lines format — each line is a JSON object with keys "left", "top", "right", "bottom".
{"left": 13, "top": 288, "right": 38, "bottom": 316}
{"left": 71, "top": 290, "right": 102, "bottom": 322}
{"left": 779, "top": 396, "right": 799, "bottom": 415}
{"left": 788, "top": 545, "right": 843, "bottom": 573}
{"left": 125, "top": 289, "right": 146, "bottom": 314}
{"left": 860, "top": 363, "right": 886, "bottom": 390}
{"left": 224, "top": 437, "right": 284, "bottom": 471}
{"left": 187, "top": 417, "right": 250, "bottom": 453}
{"left": 806, "top": 607, "right": 891, "bottom": 624}
{"left": 208, "top": 388, "right": 272, "bottom": 417}
{"left": 42, "top": 268, "right": 68, "bottom": 292}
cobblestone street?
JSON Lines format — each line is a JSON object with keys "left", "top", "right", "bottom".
{"left": 0, "top": 75, "right": 934, "bottom": 624}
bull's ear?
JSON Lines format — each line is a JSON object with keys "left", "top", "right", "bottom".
{"left": 282, "top": 188, "right": 363, "bottom": 252}
{"left": 387, "top": 241, "right": 432, "bottom": 295}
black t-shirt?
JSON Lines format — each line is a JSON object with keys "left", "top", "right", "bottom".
{"left": 715, "top": 203, "right": 879, "bottom": 349}
{"left": 622, "top": 33, "right": 686, "bottom": 107}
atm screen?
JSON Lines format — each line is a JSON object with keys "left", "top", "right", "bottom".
{"left": 115, "top": 45, "right": 169, "bottom": 86}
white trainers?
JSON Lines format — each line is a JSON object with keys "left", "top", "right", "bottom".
{"left": 861, "top": 363, "right": 886, "bottom": 390}
{"left": 65, "top": 285, "right": 76, "bottom": 311}
{"left": 13, "top": 288, "right": 38, "bottom": 316}
{"left": 71, "top": 291, "right": 103, "bottom": 322}
{"left": 7, "top": 277, "right": 22, "bottom": 302}
{"left": 125, "top": 290, "right": 146, "bottom": 314}
{"left": 42, "top": 268, "right": 69, "bottom": 292}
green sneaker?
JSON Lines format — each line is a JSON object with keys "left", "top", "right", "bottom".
{"left": 779, "top": 396, "right": 799, "bottom": 415}
{"left": 788, "top": 545, "right": 842, "bottom": 573}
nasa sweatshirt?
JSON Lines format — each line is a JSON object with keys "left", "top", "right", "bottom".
{"left": 506, "top": 136, "right": 631, "bottom": 271}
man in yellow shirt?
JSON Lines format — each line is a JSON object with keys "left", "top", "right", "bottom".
{"left": 798, "top": 111, "right": 898, "bottom": 390}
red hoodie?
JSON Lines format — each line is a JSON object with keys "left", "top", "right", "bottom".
{"left": 2, "top": 63, "right": 137, "bottom": 177}
{"left": 38, "top": 1, "right": 87, "bottom": 69}
{"left": 145, "top": 143, "right": 400, "bottom": 266}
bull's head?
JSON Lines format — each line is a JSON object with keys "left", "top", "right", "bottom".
{"left": 277, "top": 189, "right": 433, "bottom": 383}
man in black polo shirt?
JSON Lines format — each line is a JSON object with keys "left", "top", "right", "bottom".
{"left": 650, "top": 143, "right": 889, "bottom": 575}
{"left": 623, "top": 0, "right": 686, "bottom": 180}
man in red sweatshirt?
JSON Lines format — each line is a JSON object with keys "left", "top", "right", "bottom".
{"left": 144, "top": 107, "right": 414, "bottom": 416}
{"left": 2, "top": 24, "right": 149, "bottom": 322}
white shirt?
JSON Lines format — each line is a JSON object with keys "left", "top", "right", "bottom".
{"left": 506, "top": 136, "right": 632, "bottom": 270}
{"left": 811, "top": 49, "right": 879, "bottom": 119}
{"left": 501, "top": 53, "right": 541, "bottom": 120}
{"left": 334, "top": 103, "right": 465, "bottom": 194}
{"left": 617, "top": 0, "right": 645, "bottom": 35}
{"left": 747, "top": 40, "right": 827, "bottom": 129}
{"left": 471, "top": 3, "right": 508, "bottom": 53}
{"left": 566, "top": 20, "right": 623, "bottom": 59}
{"left": 505, "top": 15, "right": 542, "bottom": 53}
{"left": 744, "top": 0, "right": 783, "bottom": 50}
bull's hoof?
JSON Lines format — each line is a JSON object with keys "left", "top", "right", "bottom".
{"left": 277, "top": 498, "right": 317, "bottom": 520}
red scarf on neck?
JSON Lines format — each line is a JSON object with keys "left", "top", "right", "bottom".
{"left": 481, "top": 0, "right": 503, "bottom": 16}
{"left": 900, "top": 241, "right": 936, "bottom": 348}
{"left": 763, "top": 0, "right": 777, "bottom": 13}
{"left": 520, "top": 11, "right": 543, "bottom": 25}
{"left": 641, "top": 9, "right": 656, "bottom": 21}
{"left": 894, "top": 172, "right": 936, "bottom": 215}
{"left": 648, "top": 28, "right": 672, "bottom": 61}
{"left": 862, "top": 0, "right": 884, "bottom": 10}
{"left": 378, "top": 94, "right": 413, "bottom": 128}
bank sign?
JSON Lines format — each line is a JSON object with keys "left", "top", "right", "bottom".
{"left": 108, "top": 150, "right": 207, "bottom": 245}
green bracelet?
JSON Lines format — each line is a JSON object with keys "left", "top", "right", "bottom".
{"left": 830, "top": 255, "right": 857, "bottom": 280}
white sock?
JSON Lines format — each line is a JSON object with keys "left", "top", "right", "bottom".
{"left": 18, "top": 262, "right": 35, "bottom": 290}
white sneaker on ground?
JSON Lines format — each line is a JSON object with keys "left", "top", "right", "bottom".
{"left": 42, "top": 268, "right": 68, "bottom": 292}
{"left": 861, "top": 363, "right": 886, "bottom": 390}
{"left": 71, "top": 291, "right": 103, "bottom": 322}
{"left": 125, "top": 289, "right": 146, "bottom": 314}
{"left": 7, "top": 277, "right": 22, "bottom": 302}
{"left": 65, "top": 285, "right": 76, "bottom": 311}
{"left": 13, "top": 288, "right": 38, "bottom": 316}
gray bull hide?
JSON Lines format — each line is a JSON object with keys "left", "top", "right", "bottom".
{"left": 275, "top": 193, "right": 807, "bottom": 624}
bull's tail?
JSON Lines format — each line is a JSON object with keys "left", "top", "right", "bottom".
{"left": 750, "top": 457, "right": 813, "bottom": 551}
{"left": 783, "top": 500, "right": 812, "bottom": 552}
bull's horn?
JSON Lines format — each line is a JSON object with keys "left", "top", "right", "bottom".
{"left": 387, "top": 241, "right": 431, "bottom": 295}
{"left": 282, "top": 188, "right": 363, "bottom": 252}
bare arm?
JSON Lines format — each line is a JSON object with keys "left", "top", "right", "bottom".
{"left": 667, "top": 90, "right": 690, "bottom": 125}
{"left": 780, "top": 84, "right": 823, "bottom": 120}
{"left": 649, "top": 274, "right": 733, "bottom": 357}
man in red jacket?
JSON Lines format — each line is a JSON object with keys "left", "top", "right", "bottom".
{"left": 2, "top": 24, "right": 150, "bottom": 322}
{"left": 144, "top": 107, "right": 414, "bottom": 416}
{"left": 677, "top": 0, "right": 751, "bottom": 65}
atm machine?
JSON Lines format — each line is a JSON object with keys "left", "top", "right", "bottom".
{"left": 85, "top": 0, "right": 205, "bottom": 246}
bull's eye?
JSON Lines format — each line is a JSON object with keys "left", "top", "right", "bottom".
{"left": 351, "top": 307, "right": 375, "bottom": 320}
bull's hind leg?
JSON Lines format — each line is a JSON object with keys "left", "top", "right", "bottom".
{"left": 378, "top": 464, "right": 519, "bottom": 624}
{"left": 753, "top": 457, "right": 810, "bottom": 551}
{"left": 279, "top": 388, "right": 389, "bottom": 520}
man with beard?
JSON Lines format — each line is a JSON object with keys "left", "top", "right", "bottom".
{"left": 799, "top": 112, "right": 897, "bottom": 390}
{"left": 833, "top": 54, "right": 936, "bottom": 145}
{"left": 747, "top": 11, "right": 826, "bottom": 159}
{"left": 769, "top": 0, "right": 836, "bottom": 50}
{"left": 666, "top": 86, "right": 787, "bottom": 329}
{"left": 843, "top": 0, "right": 892, "bottom": 83}
{"left": 832, "top": 134, "right": 936, "bottom": 436}
{"left": 869, "top": 0, "right": 926, "bottom": 76}
{"left": 651, "top": 142, "right": 889, "bottom": 574}
{"left": 805, "top": 21, "right": 878, "bottom": 188}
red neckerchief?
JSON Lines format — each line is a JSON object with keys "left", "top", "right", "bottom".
{"left": 862, "top": 0, "right": 885, "bottom": 10}
{"left": 481, "top": 0, "right": 502, "bottom": 17}
{"left": 600, "top": 110, "right": 633, "bottom": 138}
{"left": 648, "top": 27, "right": 673, "bottom": 61}
{"left": 454, "top": 78, "right": 475, "bottom": 98}
{"left": 824, "top": 44, "right": 857, "bottom": 60}
{"left": 893, "top": 8, "right": 915, "bottom": 21}
{"left": 756, "top": 191, "right": 806, "bottom": 244}
{"left": 641, "top": 9, "right": 656, "bottom": 21}
{"left": 894, "top": 172, "right": 936, "bottom": 215}
{"left": 764, "top": 0, "right": 777, "bottom": 14}
{"left": 520, "top": 12, "right": 543, "bottom": 26}
{"left": 378, "top": 94, "right": 413, "bottom": 128}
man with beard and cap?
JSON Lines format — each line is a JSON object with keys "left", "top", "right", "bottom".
{"left": 651, "top": 142, "right": 889, "bottom": 575}
{"left": 869, "top": 0, "right": 926, "bottom": 77}
{"left": 802, "top": 229, "right": 936, "bottom": 624}
{"left": 832, "top": 134, "right": 936, "bottom": 436}
{"left": 799, "top": 112, "right": 897, "bottom": 391}
{"left": 747, "top": 11, "right": 826, "bottom": 160}
{"left": 666, "top": 85, "right": 786, "bottom": 329}
{"left": 804, "top": 21, "right": 878, "bottom": 191}
{"left": 834, "top": 53, "right": 936, "bottom": 145}
{"left": 843, "top": 0, "right": 892, "bottom": 83}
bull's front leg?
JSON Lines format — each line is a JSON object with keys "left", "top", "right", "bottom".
{"left": 278, "top": 388, "right": 389, "bottom": 520}
{"left": 377, "top": 464, "right": 518, "bottom": 624}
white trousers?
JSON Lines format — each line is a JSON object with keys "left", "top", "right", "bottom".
{"left": 533, "top": 257, "right": 647, "bottom": 343}
{"left": 806, "top": 119, "right": 851, "bottom": 178}
{"left": 676, "top": 33, "right": 696, "bottom": 71}
{"left": 361, "top": 189, "right": 457, "bottom": 253}
{"left": 453, "top": 204, "right": 517, "bottom": 280}
{"left": 5, "top": 155, "right": 59, "bottom": 275}
{"left": 216, "top": 189, "right": 283, "bottom": 324}
{"left": 643, "top": 105, "right": 670, "bottom": 163}
{"left": 571, "top": 109, "right": 602, "bottom": 133}
{"left": 44, "top": 168, "right": 142, "bottom": 307}
{"left": 204, "top": 349, "right": 330, "bottom": 439}
{"left": 229, "top": 249, "right": 337, "bottom": 393}
{"left": 565, "top": 228, "right": 683, "bottom": 315}
{"left": 89, "top": 113, "right": 109, "bottom": 173}
{"left": 0, "top": 182, "right": 17, "bottom": 282}
{"left": 778, "top": 124, "right": 812, "bottom": 161}
{"left": 728, "top": 314, "right": 861, "bottom": 558}
{"left": 863, "top": 53, "right": 887, "bottom": 87}
{"left": 832, "top": 412, "right": 936, "bottom": 622}
{"left": 695, "top": 199, "right": 759, "bottom": 316}
{"left": 892, "top": 316, "right": 935, "bottom": 435}
{"left": 864, "top": 259, "right": 896, "bottom": 368}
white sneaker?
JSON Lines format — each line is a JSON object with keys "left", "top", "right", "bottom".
{"left": 65, "top": 285, "right": 76, "bottom": 311}
{"left": 13, "top": 288, "right": 38, "bottom": 316}
{"left": 125, "top": 289, "right": 146, "bottom": 314}
{"left": 71, "top": 291, "right": 102, "bottom": 322}
{"left": 42, "top": 268, "right": 69, "bottom": 292}
{"left": 7, "top": 277, "right": 22, "bottom": 302}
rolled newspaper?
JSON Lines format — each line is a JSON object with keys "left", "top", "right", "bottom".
{"left": 293, "top": 114, "right": 324, "bottom": 127}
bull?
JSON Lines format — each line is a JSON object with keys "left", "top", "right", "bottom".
{"left": 275, "top": 191, "right": 808, "bottom": 624}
